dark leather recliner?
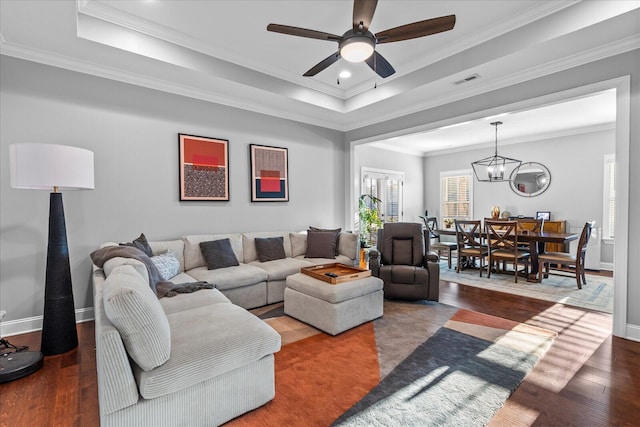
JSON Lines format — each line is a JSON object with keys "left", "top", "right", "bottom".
{"left": 369, "top": 222, "right": 440, "bottom": 301}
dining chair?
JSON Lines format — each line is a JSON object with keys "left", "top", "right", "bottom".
{"left": 537, "top": 221, "right": 595, "bottom": 289}
{"left": 516, "top": 218, "right": 544, "bottom": 252}
{"left": 484, "top": 219, "right": 530, "bottom": 283}
{"left": 454, "top": 220, "right": 489, "bottom": 276}
{"left": 516, "top": 218, "right": 544, "bottom": 233}
{"left": 423, "top": 217, "right": 457, "bottom": 269}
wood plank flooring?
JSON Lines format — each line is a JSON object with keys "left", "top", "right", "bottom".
{"left": 1, "top": 278, "right": 638, "bottom": 427}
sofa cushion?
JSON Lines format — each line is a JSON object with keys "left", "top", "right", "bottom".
{"left": 183, "top": 234, "right": 243, "bottom": 271}
{"left": 309, "top": 226, "right": 341, "bottom": 255}
{"left": 200, "top": 238, "right": 240, "bottom": 270}
{"left": 187, "top": 264, "right": 268, "bottom": 291}
{"left": 297, "top": 254, "right": 354, "bottom": 266}
{"left": 160, "top": 288, "right": 231, "bottom": 315}
{"left": 103, "top": 256, "right": 149, "bottom": 283}
{"left": 242, "top": 231, "right": 293, "bottom": 263}
{"left": 337, "top": 232, "right": 358, "bottom": 261}
{"left": 255, "top": 237, "right": 286, "bottom": 262}
{"left": 290, "top": 232, "right": 307, "bottom": 257}
{"left": 149, "top": 239, "right": 185, "bottom": 272}
{"left": 103, "top": 265, "right": 171, "bottom": 371}
{"left": 151, "top": 250, "right": 181, "bottom": 280}
{"left": 248, "top": 257, "right": 312, "bottom": 281}
{"left": 119, "top": 233, "right": 153, "bottom": 257}
{"left": 134, "top": 303, "right": 281, "bottom": 399}
{"left": 305, "top": 231, "right": 337, "bottom": 259}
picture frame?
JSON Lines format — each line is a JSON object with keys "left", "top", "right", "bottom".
{"left": 536, "top": 211, "right": 551, "bottom": 221}
{"left": 249, "top": 144, "right": 289, "bottom": 202}
{"left": 179, "top": 134, "right": 229, "bottom": 201}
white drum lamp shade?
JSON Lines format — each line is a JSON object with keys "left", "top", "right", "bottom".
{"left": 9, "top": 143, "right": 94, "bottom": 356}
{"left": 10, "top": 143, "right": 94, "bottom": 191}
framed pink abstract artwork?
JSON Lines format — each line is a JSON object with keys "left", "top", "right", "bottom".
{"left": 179, "top": 134, "right": 229, "bottom": 201}
{"left": 250, "top": 144, "right": 289, "bottom": 202}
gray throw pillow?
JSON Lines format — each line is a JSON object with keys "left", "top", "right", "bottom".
{"left": 200, "top": 238, "right": 240, "bottom": 270}
{"left": 305, "top": 231, "right": 337, "bottom": 259}
{"left": 119, "top": 233, "right": 153, "bottom": 257}
{"left": 255, "top": 237, "right": 286, "bottom": 262}
{"left": 309, "top": 226, "right": 341, "bottom": 255}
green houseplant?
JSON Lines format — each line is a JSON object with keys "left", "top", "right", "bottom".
{"left": 358, "top": 194, "right": 383, "bottom": 247}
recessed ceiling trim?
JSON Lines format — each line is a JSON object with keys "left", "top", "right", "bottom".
{"left": 76, "top": 0, "right": 347, "bottom": 98}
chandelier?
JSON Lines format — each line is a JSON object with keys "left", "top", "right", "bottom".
{"left": 471, "top": 121, "right": 522, "bottom": 182}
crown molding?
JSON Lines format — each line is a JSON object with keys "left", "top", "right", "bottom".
{"left": 0, "top": 41, "right": 346, "bottom": 131}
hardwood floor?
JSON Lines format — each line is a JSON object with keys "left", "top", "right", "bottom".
{"left": 1, "top": 278, "right": 638, "bottom": 427}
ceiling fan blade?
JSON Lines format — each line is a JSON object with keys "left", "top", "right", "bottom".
{"left": 303, "top": 52, "right": 341, "bottom": 77}
{"left": 365, "top": 51, "right": 395, "bottom": 78}
{"left": 375, "top": 15, "right": 456, "bottom": 44}
{"left": 267, "top": 24, "right": 341, "bottom": 42}
{"left": 353, "top": 0, "right": 378, "bottom": 32}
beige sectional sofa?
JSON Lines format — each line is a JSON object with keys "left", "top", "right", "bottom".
{"left": 92, "top": 230, "right": 358, "bottom": 427}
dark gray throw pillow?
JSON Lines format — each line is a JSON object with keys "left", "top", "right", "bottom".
{"left": 255, "top": 237, "right": 286, "bottom": 262}
{"left": 305, "top": 231, "right": 337, "bottom": 259}
{"left": 119, "top": 233, "right": 153, "bottom": 257}
{"left": 308, "top": 226, "right": 341, "bottom": 255}
{"left": 200, "top": 238, "right": 240, "bottom": 270}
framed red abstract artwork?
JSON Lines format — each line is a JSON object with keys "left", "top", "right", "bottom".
{"left": 250, "top": 144, "right": 289, "bottom": 202}
{"left": 179, "top": 134, "right": 229, "bottom": 201}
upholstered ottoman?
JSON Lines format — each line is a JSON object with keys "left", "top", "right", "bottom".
{"left": 284, "top": 272, "right": 384, "bottom": 335}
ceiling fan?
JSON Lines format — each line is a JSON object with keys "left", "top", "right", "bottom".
{"left": 267, "top": 0, "right": 456, "bottom": 78}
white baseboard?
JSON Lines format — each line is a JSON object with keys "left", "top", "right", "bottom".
{"left": 0, "top": 307, "right": 94, "bottom": 337}
{"left": 599, "top": 262, "right": 614, "bottom": 271}
{"left": 626, "top": 323, "right": 640, "bottom": 342}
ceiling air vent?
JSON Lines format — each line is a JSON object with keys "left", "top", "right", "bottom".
{"left": 454, "top": 74, "right": 481, "bottom": 85}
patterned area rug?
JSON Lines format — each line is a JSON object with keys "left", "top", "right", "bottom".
{"left": 226, "top": 301, "right": 555, "bottom": 427}
{"left": 438, "top": 260, "right": 613, "bottom": 313}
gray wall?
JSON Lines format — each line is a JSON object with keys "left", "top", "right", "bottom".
{"left": 424, "top": 129, "right": 615, "bottom": 263}
{"left": 355, "top": 145, "right": 425, "bottom": 224}
{"left": 0, "top": 57, "right": 345, "bottom": 325}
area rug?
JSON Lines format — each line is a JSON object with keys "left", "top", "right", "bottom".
{"left": 226, "top": 301, "right": 555, "bottom": 427}
{"left": 438, "top": 260, "right": 614, "bottom": 313}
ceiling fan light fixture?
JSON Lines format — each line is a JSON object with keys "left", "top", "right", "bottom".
{"left": 340, "top": 36, "right": 374, "bottom": 62}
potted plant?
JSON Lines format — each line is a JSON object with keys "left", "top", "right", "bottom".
{"left": 358, "top": 194, "right": 383, "bottom": 247}
{"left": 443, "top": 218, "right": 454, "bottom": 229}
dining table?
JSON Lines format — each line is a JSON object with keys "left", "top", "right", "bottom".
{"left": 431, "top": 227, "right": 580, "bottom": 282}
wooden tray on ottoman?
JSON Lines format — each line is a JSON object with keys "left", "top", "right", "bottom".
{"left": 300, "top": 263, "right": 371, "bottom": 284}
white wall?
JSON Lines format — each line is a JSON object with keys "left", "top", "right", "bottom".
{"left": 424, "top": 129, "right": 615, "bottom": 263}
{"left": 355, "top": 145, "right": 425, "bottom": 224}
{"left": 0, "top": 57, "right": 345, "bottom": 327}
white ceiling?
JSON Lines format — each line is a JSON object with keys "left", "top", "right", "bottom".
{"left": 1, "top": 1, "right": 638, "bottom": 154}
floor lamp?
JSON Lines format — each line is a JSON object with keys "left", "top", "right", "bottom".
{"left": 9, "top": 143, "right": 94, "bottom": 356}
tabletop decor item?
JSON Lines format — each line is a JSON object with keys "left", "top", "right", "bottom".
{"left": 491, "top": 205, "right": 501, "bottom": 219}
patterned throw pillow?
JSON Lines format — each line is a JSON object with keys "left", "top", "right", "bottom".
{"left": 150, "top": 250, "right": 181, "bottom": 280}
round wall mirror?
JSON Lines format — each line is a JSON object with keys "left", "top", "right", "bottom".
{"left": 509, "top": 162, "right": 551, "bottom": 197}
